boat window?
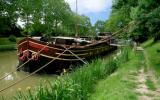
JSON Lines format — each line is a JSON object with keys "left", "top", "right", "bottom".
{"left": 40, "top": 36, "right": 48, "bottom": 42}
{"left": 55, "top": 38, "right": 75, "bottom": 45}
{"left": 32, "top": 37, "right": 41, "bottom": 41}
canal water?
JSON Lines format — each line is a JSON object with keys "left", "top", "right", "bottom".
{"left": 0, "top": 51, "right": 56, "bottom": 99}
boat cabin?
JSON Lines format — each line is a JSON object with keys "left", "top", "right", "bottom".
{"left": 32, "top": 36, "right": 92, "bottom": 46}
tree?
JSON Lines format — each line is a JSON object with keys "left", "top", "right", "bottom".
{"left": 94, "top": 20, "right": 105, "bottom": 33}
{"left": 129, "top": 0, "right": 160, "bottom": 42}
{"left": 77, "top": 15, "right": 92, "bottom": 36}
{"left": 105, "top": 0, "right": 138, "bottom": 39}
{"left": 0, "top": 0, "right": 92, "bottom": 37}
{"left": 0, "top": 0, "right": 21, "bottom": 37}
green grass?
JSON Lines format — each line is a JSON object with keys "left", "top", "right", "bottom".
{"left": 142, "top": 39, "right": 160, "bottom": 76}
{"left": 145, "top": 78, "right": 156, "bottom": 91}
{"left": 12, "top": 47, "right": 131, "bottom": 100}
{"left": 141, "top": 39, "right": 154, "bottom": 48}
{"left": 88, "top": 50, "right": 143, "bottom": 100}
{"left": 141, "top": 39, "right": 160, "bottom": 91}
{"left": 0, "top": 37, "right": 23, "bottom": 51}
{"left": 87, "top": 39, "right": 160, "bottom": 100}
{"left": 0, "top": 44, "right": 16, "bottom": 51}
{"left": 0, "top": 38, "right": 16, "bottom": 45}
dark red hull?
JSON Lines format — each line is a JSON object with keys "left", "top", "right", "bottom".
{"left": 17, "top": 37, "right": 117, "bottom": 73}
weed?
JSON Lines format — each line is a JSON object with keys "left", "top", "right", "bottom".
{"left": 145, "top": 78, "right": 156, "bottom": 91}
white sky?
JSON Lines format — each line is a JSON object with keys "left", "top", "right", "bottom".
{"left": 17, "top": 18, "right": 25, "bottom": 28}
{"left": 65, "top": 0, "right": 112, "bottom": 14}
{"left": 17, "top": 0, "right": 112, "bottom": 26}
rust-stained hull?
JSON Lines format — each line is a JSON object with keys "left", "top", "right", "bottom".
{"left": 17, "top": 37, "right": 117, "bottom": 73}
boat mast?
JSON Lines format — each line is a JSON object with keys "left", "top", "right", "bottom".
{"left": 75, "top": 0, "right": 78, "bottom": 37}
{"left": 26, "top": 0, "right": 29, "bottom": 51}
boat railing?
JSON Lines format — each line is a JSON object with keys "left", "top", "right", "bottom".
{"left": 31, "top": 36, "right": 112, "bottom": 47}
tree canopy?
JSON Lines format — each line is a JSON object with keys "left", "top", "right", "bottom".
{"left": 0, "top": 0, "right": 93, "bottom": 37}
{"left": 2, "top": 0, "right": 159, "bottom": 41}
{"left": 95, "top": 0, "right": 160, "bottom": 42}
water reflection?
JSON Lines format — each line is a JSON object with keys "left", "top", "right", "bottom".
{"left": 0, "top": 51, "right": 56, "bottom": 99}
{"left": 4, "top": 73, "right": 14, "bottom": 81}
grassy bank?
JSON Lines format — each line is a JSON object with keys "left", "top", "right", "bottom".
{"left": 88, "top": 49, "right": 143, "bottom": 100}
{"left": 11, "top": 47, "right": 130, "bottom": 100}
{"left": 0, "top": 44, "right": 17, "bottom": 51}
{"left": 142, "top": 39, "right": 160, "bottom": 76}
{"left": 88, "top": 39, "right": 160, "bottom": 100}
{"left": 0, "top": 37, "right": 23, "bottom": 51}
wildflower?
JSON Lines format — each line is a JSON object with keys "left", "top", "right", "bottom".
{"left": 44, "top": 80, "right": 47, "bottom": 83}
{"left": 18, "top": 88, "right": 21, "bottom": 91}
{"left": 26, "top": 86, "right": 31, "bottom": 91}
{"left": 63, "top": 69, "right": 66, "bottom": 73}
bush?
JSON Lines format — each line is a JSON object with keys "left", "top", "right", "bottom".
{"left": 8, "top": 35, "right": 16, "bottom": 42}
{"left": 154, "top": 32, "right": 160, "bottom": 42}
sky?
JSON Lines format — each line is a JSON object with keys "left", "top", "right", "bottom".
{"left": 65, "top": 0, "right": 112, "bottom": 25}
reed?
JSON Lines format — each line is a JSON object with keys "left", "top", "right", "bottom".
{"left": 13, "top": 47, "right": 130, "bottom": 100}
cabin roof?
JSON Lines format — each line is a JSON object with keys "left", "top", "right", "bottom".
{"left": 55, "top": 36, "right": 75, "bottom": 40}
{"left": 55, "top": 37, "right": 91, "bottom": 43}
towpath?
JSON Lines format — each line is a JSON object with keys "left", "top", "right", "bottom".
{"left": 89, "top": 46, "right": 160, "bottom": 100}
{"left": 130, "top": 49, "right": 160, "bottom": 100}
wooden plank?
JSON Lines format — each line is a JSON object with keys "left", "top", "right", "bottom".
{"left": 110, "top": 44, "right": 125, "bottom": 47}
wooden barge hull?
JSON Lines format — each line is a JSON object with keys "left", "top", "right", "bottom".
{"left": 17, "top": 37, "right": 117, "bottom": 73}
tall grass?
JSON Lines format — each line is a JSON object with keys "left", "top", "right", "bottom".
{"left": 13, "top": 47, "right": 130, "bottom": 100}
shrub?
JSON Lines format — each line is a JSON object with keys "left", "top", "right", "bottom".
{"left": 154, "top": 32, "right": 160, "bottom": 42}
{"left": 8, "top": 35, "right": 16, "bottom": 42}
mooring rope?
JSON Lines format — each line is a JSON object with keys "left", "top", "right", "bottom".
{"left": 0, "top": 42, "right": 50, "bottom": 81}
{"left": 111, "top": 21, "right": 135, "bottom": 36}
{"left": 0, "top": 48, "right": 68, "bottom": 93}
{"left": 0, "top": 21, "right": 135, "bottom": 92}
{"left": 64, "top": 48, "right": 88, "bottom": 65}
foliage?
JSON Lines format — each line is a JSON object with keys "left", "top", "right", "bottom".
{"left": 94, "top": 20, "right": 105, "bottom": 33}
{"left": 102, "top": 0, "right": 160, "bottom": 42}
{"left": 8, "top": 35, "right": 16, "bottom": 42}
{"left": 104, "top": 0, "right": 138, "bottom": 34}
{"left": 89, "top": 50, "right": 140, "bottom": 100}
{"left": 0, "top": 0, "right": 21, "bottom": 37}
{"left": 0, "top": 0, "right": 93, "bottom": 37}
{"left": 78, "top": 15, "right": 92, "bottom": 36}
